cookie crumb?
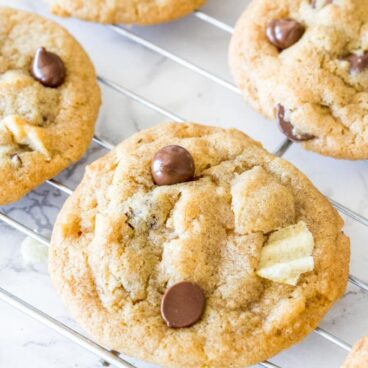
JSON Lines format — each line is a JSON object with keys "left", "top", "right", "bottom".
{"left": 21, "top": 236, "right": 48, "bottom": 264}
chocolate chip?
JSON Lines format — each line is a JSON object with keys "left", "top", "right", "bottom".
{"left": 31, "top": 47, "right": 66, "bottom": 88}
{"left": 151, "top": 145, "right": 195, "bottom": 186}
{"left": 161, "top": 281, "right": 205, "bottom": 328}
{"left": 344, "top": 53, "right": 368, "bottom": 74}
{"left": 312, "top": 0, "right": 333, "bottom": 8}
{"left": 276, "top": 105, "right": 315, "bottom": 142}
{"left": 266, "top": 19, "right": 305, "bottom": 50}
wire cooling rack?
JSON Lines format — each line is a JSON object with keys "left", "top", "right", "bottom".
{"left": 0, "top": 4, "right": 367, "bottom": 368}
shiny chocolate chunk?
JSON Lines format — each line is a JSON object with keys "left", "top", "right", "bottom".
{"left": 266, "top": 19, "right": 305, "bottom": 50}
{"left": 312, "top": 0, "right": 333, "bottom": 8}
{"left": 277, "top": 105, "right": 315, "bottom": 142}
{"left": 151, "top": 145, "right": 195, "bottom": 186}
{"left": 161, "top": 281, "right": 205, "bottom": 328}
{"left": 344, "top": 53, "right": 368, "bottom": 74}
{"left": 31, "top": 47, "right": 66, "bottom": 88}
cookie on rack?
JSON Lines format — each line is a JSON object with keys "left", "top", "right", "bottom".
{"left": 49, "top": 122, "right": 350, "bottom": 367}
{"left": 342, "top": 337, "right": 368, "bottom": 368}
{"left": 46, "top": 0, "right": 206, "bottom": 25}
{"left": 0, "top": 7, "right": 100, "bottom": 205}
{"left": 229, "top": 0, "right": 368, "bottom": 159}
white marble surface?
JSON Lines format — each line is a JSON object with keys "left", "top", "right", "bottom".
{"left": 0, "top": 1, "right": 368, "bottom": 367}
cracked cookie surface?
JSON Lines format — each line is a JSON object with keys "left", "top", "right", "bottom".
{"left": 230, "top": 0, "right": 368, "bottom": 159}
{"left": 0, "top": 7, "right": 100, "bottom": 204}
{"left": 46, "top": 0, "right": 206, "bottom": 25}
{"left": 49, "top": 122, "right": 350, "bottom": 367}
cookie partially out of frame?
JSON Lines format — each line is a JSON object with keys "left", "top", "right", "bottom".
{"left": 49, "top": 122, "right": 350, "bottom": 368}
{"left": 342, "top": 337, "right": 368, "bottom": 368}
{"left": 46, "top": 0, "right": 206, "bottom": 25}
{"left": 230, "top": 0, "right": 368, "bottom": 159}
{"left": 0, "top": 7, "right": 100, "bottom": 205}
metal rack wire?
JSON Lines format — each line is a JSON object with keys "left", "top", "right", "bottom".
{"left": 0, "top": 6, "right": 366, "bottom": 368}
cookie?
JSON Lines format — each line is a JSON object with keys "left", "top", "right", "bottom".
{"left": 229, "top": 0, "right": 368, "bottom": 159}
{"left": 49, "top": 122, "right": 350, "bottom": 367}
{"left": 46, "top": 0, "right": 206, "bottom": 25}
{"left": 0, "top": 7, "right": 100, "bottom": 205}
{"left": 342, "top": 337, "right": 368, "bottom": 368}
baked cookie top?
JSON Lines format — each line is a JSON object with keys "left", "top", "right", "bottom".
{"left": 49, "top": 122, "right": 350, "bottom": 368}
{"left": 342, "top": 337, "right": 368, "bottom": 368}
{"left": 46, "top": 0, "right": 206, "bottom": 25}
{"left": 0, "top": 7, "right": 100, "bottom": 205}
{"left": 230, "top": 0, "right": 368, "bottom": 159}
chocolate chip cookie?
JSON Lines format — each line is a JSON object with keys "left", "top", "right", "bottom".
{"left": 230, "top": 0, "right": 368, "bottom": 159}
{"left": 49, "top": 122, "right": 350, "bottom": 367}
{"left": 46, "top": 0, "right": 206, "bottom": 25}
{"left": 0, "top": 7, "right": 100, "bottom": 205}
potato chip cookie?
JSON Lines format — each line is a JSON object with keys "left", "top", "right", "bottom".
{"left": 49, "top": 122, "right": 350, "bottom": 367}
{"left": 46, "top": 0, "right": 206, "bottom": 25}
{"left": 0, "top": 7, "right": 100, "bottom": 204}
{"left": 230, "top": 0, "right": 368, "bottom": 159}
{"left": 342, "top": 337, "right": 368, "bottom": 368}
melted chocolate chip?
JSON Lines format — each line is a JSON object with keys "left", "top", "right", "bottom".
{"left": 31, "top": 47, "right": 66, "bottom": 88}
{"left": 161, "top": 281, "right": 205, "bottom": 328}
{"left": 344, "top": 53, "right": 368, "bottom": 74}
{"left": 312, "top": 0, "right": 333, "bottom": 8}
{"left": 276, "top": 105, "right": 315, "bottom": 142}
{"left": 151, "top": 145, "right": 195, "bottom": 186}
{"left": 266, "top": 19, "right": 305, "bottom": 50}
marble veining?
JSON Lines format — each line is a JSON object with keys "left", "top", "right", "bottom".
{"left": 0, "top": 0, "right": 368, "bottom": 367}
